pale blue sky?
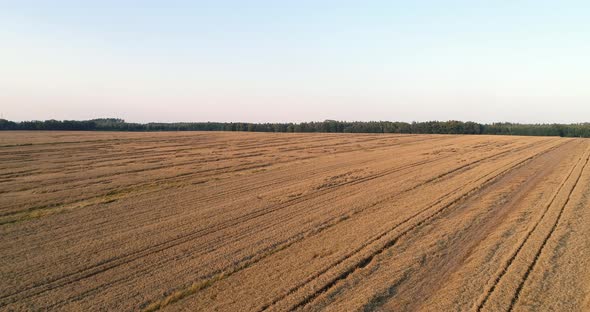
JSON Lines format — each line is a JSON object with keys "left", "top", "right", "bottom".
{"left": 1, "top": 0, "right": 589, "bottom": 123}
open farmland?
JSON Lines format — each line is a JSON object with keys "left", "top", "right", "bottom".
{"left": 1, "top": 131, "right": 590, "bottom": 311}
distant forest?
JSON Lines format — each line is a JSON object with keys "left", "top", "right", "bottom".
{"left": 1, "top": 118, "right": 590, "bottom": 138}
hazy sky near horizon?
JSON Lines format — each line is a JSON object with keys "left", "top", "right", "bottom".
{"left": 1, "top": 0, "right": 590, "bottom": 123}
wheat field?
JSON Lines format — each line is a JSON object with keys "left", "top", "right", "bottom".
{"left": 1, "top": 131, "right": 589, "bottom": 311}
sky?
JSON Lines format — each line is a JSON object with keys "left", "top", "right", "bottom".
{"left": 1, "top": 0, "right": 589, "bottom": 123}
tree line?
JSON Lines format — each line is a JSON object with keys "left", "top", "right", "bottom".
{"left": 1, "top": 118, "right": 589, "bottom": 138}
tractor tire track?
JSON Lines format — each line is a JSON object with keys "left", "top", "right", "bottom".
{"left": 475, "top": 143, "right": 589, "bottom": 312}
{"left": 506, "top": 148, "right": 590, "bottom": 311}
{"left": 260, "top": 140, "right": 565, "bottom": 312}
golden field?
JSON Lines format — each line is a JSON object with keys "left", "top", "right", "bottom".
{"left": 1, "top": 131, "right": 589, "bottom": 311}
